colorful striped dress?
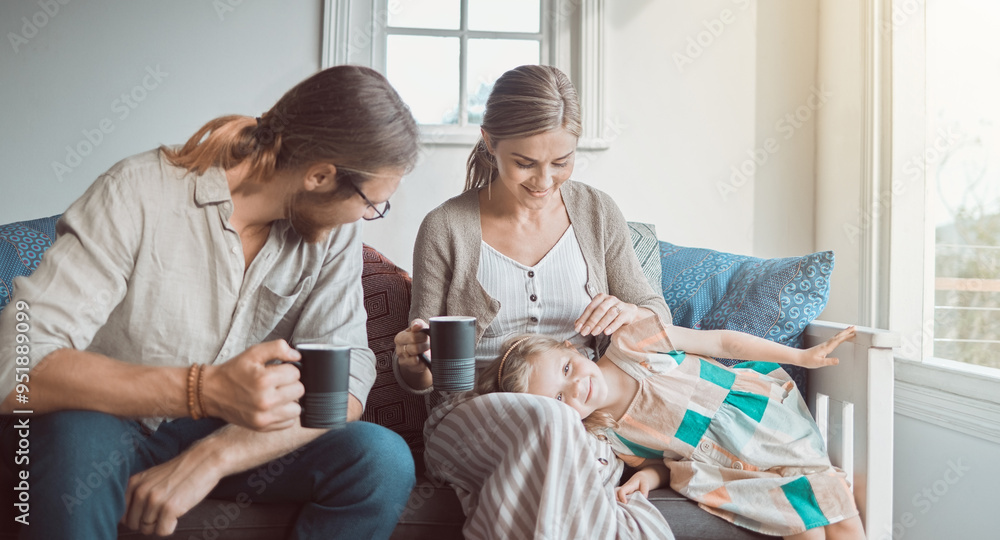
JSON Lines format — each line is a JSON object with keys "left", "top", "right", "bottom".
{"left": 601, "top": 317, "right": 858, "bottom": 536}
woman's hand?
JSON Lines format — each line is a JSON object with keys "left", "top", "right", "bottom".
{"left": 394, "top": 320, "right": 433, "bottom": 390}
{"left": 575, "top": 294, "right": 646, "bottom": 337}
{"left": 796, "top": 326, "right": 856, "bottom": 369}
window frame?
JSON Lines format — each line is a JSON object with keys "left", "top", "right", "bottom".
{"left": 878, "top": 0, "right": 1000, "bottom": 440}
{"left": 323, "top": 0, "right": 612, "bottom": 149}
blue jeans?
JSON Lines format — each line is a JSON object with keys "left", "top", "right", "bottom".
{"left": 7, "top": 411, "right": 415, "bottom": 540}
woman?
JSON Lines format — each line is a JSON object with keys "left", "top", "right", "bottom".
{"left": 393, "top": 65, "right": 674, "bottom": 539}
{"left": 0, "top": 65, "right": 418, "bottom": 540}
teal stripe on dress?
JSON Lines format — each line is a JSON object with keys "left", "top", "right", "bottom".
{"left": 675, "top": 409, "right": 712, "bottom": 447}
{"left": 612, "top": 432, "right": 664, "bottom": 459}
{"left": 780, "top": 476, "right": 830, "bottom": 529}
{"left": 665, "top": 350, "right": 686, "bottom": 363}
{"left": 723, "top": 390, "right": 770, "bottom": 423}
{"left": 698, "top": 359, "right": 736, "bottom": 389}
{"left": 732, "top": 361, "right": 779, "bottom": 375}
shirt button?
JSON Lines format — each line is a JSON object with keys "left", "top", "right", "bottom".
{"left": 530, "top": 294, "right": 537, "bottom": 302}
{"left": 528, "top": 271, "right": 535, "bottom": 278}
{"left": 231, "top": 246, "right": 239, "bottom": 254}
{"left": 699, "top": 441, "right": 711, "bottom": 452}
{"left": 732, "top": 461, "right": 744, "bottom": 470}
{"left": 597, "top": 457, "right": 608, "bottom": 466}
{"left": 587, "top": 284, "right": 596, "bottom": 294}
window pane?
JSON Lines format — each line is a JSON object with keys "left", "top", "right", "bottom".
{"left": 468, "top": 0, "right": 541, "bottom": 33}
{"left": 388, "top": 0, "right": 460, "bottom": 30}
{"left": 927, "top": 0, "right": 1000, "bottom": 369}
{"left": 387, "top": 35, "right": 460, "bottom": 125}
{"left": 466, "top": 39, "right": 540, "bottom": 124}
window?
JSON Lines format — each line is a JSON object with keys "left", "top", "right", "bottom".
{"left": 885, "top": 0, "right": 1000, "bottom": 424}
{"left": 924, "top": 0, "right": 1000, "bottom": 372}
{"left": 324, "top": 0, "right": 611, "bottom": 148}
{"left": 385, "top": 0, "right": 544, "bottom": 127}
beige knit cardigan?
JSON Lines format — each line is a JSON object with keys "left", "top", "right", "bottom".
{"left": 406, "top": 180, "right": 671, "bottom": 377}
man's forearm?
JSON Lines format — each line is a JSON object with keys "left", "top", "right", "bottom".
{"left": 195, "top": 395, "right": 363, "bottom": 478}
{"left": 0, "top": 348, "right": 188, "bottom": 417}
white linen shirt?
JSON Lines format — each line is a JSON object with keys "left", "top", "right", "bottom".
{"left": 0, "top": 149, "right": 376, "bottom": 424}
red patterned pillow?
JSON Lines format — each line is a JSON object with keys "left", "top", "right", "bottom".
{"left": 360, "top": 245, "right": 427, "bottom": 453}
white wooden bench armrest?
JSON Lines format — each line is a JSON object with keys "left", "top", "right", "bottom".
{"left": 803, "top": 320, "right": 899, "bottom": 539}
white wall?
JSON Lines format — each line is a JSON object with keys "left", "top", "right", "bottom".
{"left": 815, "top": 0, "right": 865, "bottom": 325}
{"left": 0, "top": 0, "right": 323, "bottom": 223}
{"left": 888, "top": 415, "right": 996, "bottom": 540}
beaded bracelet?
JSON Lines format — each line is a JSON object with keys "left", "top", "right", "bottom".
{"left": 195, "top": 364, "right": 207, "bottom": 419}
{"left": 186, "top": 364, "right": 202, "bottom": 420}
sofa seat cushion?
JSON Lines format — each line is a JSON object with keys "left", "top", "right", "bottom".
{"left": 647, "top": 487, "right": 768, "bottom": 540}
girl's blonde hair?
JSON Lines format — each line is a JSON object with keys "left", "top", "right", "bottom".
{"left": 477, "top": 334, "right": 617, "bottom": 434}
{"left": 162, "top": 65, "right": 418, "bottom": 205}
{"left": 464, "top": 65, "right": 582, "bottom": 192}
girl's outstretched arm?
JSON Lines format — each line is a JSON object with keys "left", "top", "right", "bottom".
{"left": 665, "top": 325, "right": 857, "bottom": 369}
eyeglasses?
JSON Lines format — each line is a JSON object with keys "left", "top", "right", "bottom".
{"left": 351, "top": 183, "right": 391, "bottom": 220}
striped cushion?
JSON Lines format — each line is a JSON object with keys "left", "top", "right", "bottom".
{"left": 627, "top": 222, "right": 662, "bottom": 292}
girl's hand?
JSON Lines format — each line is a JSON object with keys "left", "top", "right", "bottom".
{"left": 394, "top": 320, "right": 432, "bottom": 377}
{"left": 796, "top": 326, "right": 856, "bottom": 369}
{"left": 615, "top": 466, "right": 664, "bottom": 503}
{"left": 575, "top": 294, "right": 641, "bottom": 337}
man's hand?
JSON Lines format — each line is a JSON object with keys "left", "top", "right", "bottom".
{"left": 201, "top": 340, "right": 304, "bottom": 431}
{"left": 122, "top": 445, "right": 224, "bottom": 537}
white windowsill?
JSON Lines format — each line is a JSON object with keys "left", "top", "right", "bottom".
{"left": 894, "top": 357, "right": 1000, "bottom": 445}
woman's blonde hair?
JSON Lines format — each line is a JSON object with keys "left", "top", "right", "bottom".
{"left": 477, "top": 334, "right": 617, "bottom": 434}
{"left": 162, "top": 64, "right": 418, "bottom": 207}
{"left": 464, "top": 65, "right": 582, "bottom": 192}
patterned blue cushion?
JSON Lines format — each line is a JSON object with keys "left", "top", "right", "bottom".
{"left": 660, "top": 242, "right": 835, "bottom": 390}
{"left": 0, "top": 215, "right": 61, "bottom": 312}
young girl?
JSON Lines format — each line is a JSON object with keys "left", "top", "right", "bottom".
{"left": 476, "top": 315, "right": 864, "bottom": 540}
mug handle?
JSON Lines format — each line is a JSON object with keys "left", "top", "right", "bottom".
{"left": 416, "top": 328, "right": 433, "bottom": 368}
